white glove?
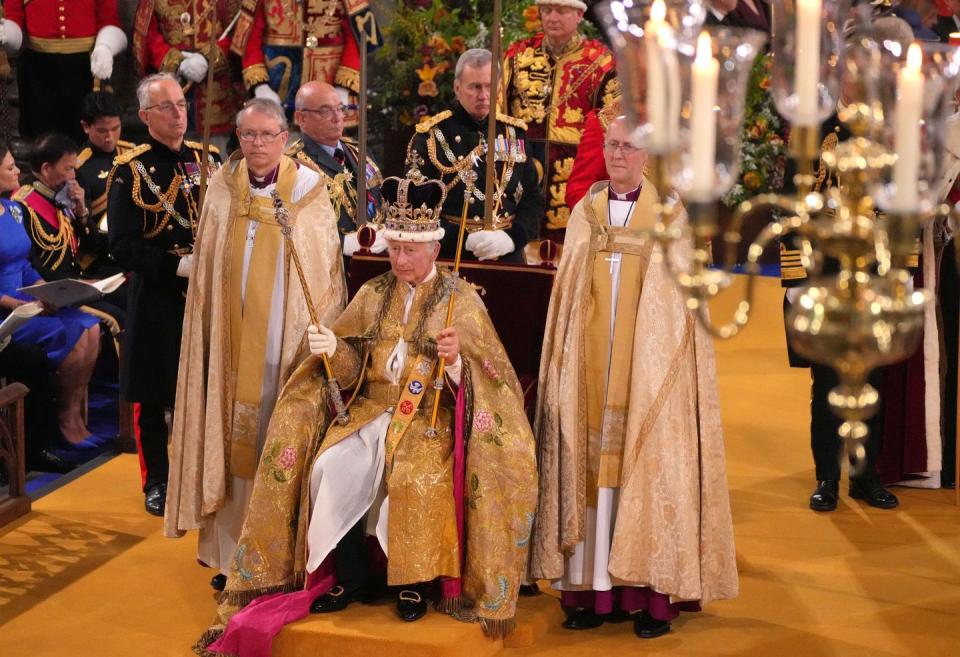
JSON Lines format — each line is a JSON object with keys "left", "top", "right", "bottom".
{"left": 369, "top": 226, "right": 388, "bottom": 254}
{"left": 176, "top": 254, "right": 193, "bottom": 278}
{"left": 178, "top": 51, "right": 208, "bottom": 83}
{"left": 465, "top": 230, "right": 515, "bottom": 261}
{"left": 335, "top": 86, "right": 351, "bottom": 105}
{"left": 254, "top": 84, "right": 282, "bottom": 105}
{"left": 307, "top": 324, "right": 337, "bottom": 358}
{"left": 90, "top": 25, "right": 127, "bottom": 78}
{"left": 785, "top": 287, "right": 802, "bottom": 305}
{"left": 343, "top": 232, "right": 361, "bottom": 257}
{"left": 0, "top": 19, "right": 23, "bottom": 52}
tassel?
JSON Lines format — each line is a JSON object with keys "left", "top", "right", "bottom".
{"left": 434, "top": 595, "right": 471, "bottom": 615}
{"left": 192, "top": 628, "right": 229, "bottom": 657}
{"left": 222, "top": 574, "right": 305, "bottom": 607}
{"left": 479, "top": 617, "right": 516, "bottom": 639}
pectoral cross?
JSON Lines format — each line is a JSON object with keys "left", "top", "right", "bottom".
{"left": 605, "top": 252, "right": 621, "bottom": 275}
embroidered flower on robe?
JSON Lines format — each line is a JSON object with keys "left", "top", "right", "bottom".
{"left": 474, "top": 410, "right": 495, "bottom": 433}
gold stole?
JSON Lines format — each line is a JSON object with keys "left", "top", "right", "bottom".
{"left": 228, "top": 158, "right": 297, "bottom": 479}
{"left": 583, "top": 183, "right": 657, "bottom": 500}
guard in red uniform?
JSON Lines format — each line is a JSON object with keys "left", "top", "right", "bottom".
{"left": 1, "top": 0, "right": 127, "bottom": 141}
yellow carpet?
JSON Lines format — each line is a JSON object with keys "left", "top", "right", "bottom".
{"left": 1, "top": 276, "right": 958, "bottom": 657}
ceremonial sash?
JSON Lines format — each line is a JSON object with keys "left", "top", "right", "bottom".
{"left": 384, "top": 354, "right": 435, "bottom": 467}
{"left": 228, "top": 157, "right": 297, "bottom": 479}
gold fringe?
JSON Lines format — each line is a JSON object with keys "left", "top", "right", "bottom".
{"left": 192, "top": 628, "right": 229, "bottom": 657}
{"left": 221, "top": 573, "right": 305, "bottom": 608}
{"left": 434, "top": 595, "right": 470, "bottom": 614}
{"left": 479, "top": 617, "right": 516, "bottom": 639}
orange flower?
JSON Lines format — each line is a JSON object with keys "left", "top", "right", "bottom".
{"left": 759, "top": 76, "right": 770, "bottom": 90}
{"left": 418, "top": 81, "right": 439, "bottom": 97}
{"left": 743, "top": 171, "right": 762, "bottom": 190}
{"left": 523, "top": 6, "right": 542, "bottom": 32}
{"left": 451, "top": 36, "right": 466, "bottom": 53}
{"left": 427, "top": 33, "right": 451, "bottom": 56}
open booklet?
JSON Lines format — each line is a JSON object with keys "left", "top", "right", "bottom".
{"left": 0, "top": 301, "right": 44, "bottom": 345}
{"left": 17, "top": 272, "right": 126, "bottom": 309}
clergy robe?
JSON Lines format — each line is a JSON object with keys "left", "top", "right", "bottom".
{"left": 532, "top": 180, "right": 738, "bottom": 616}
{"left": 164, "top": 152, "right": 347, "bottom": 575}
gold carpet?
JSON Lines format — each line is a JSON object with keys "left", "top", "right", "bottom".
{"left": 1, "top": 276, "right": 958, "bottom": 657}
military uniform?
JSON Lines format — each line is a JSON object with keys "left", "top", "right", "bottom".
{"left": 132, "top": 0, "right": 245, "bottom": 135}
{"left": 75, "top": 139, "right": 136, "bottom": 276}
{"left": 501, "top": 32, "right": 618, "bottom": 239}
{"left": 229, "top": 0, "right": 380, "bottom": 120}
{"left": 3, "top": 0, "right": 122, "bottom": 141}
{"left": 404, "top": 103, "right": 544, "bottom": 263}
{"left": 286, "top": 134, "right": 382, "bottom": 243}
{"left": 106, "top": 136, "right": 220, "bottom": 492}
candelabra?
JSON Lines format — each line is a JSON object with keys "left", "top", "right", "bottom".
{"left": 596, "top": 0, "right": 960, "bottom": 472}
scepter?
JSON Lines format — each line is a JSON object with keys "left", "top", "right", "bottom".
{"left": 272, "top": 193, "right": 351, "bottom": 425}
{"left": 426, "top": 171, "right": 476, "bottom": 435}
{"left": 483, "top": 0, "right": 502, "bottom": 230}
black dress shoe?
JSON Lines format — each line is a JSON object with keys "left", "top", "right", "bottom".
{"left": 562, "top": 608, "right": 604, "bottom": 630}
{"left": 210, "top": 574, "right": 227, "bottom": 591}
{"left": 144, "top": 483, "right": 166, "bottom": 516}
{"left": 396, "top": 589, "right": 428, "bottom": 622}
{"left": 28, "top": 448, "right": 76, "bottom": 474}
{"left": 633, "top": 611, "right": 671, "bottom": 639}
{"left": 850, "top": 477, "right": 899, "bottom": 509}
{"left": 310, "top": 585, "right": 356, "bottom": 613}
{"left": 809, "top": 480, "right": 839, "bottom": 512}
{"left": 518, "top": 583, "right": 540, "bottom": 596}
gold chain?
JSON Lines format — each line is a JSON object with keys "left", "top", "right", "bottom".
{"left": 26, "top": 203, "right": 73, "bottom": 270}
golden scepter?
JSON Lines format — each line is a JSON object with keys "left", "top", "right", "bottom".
{"left": 272, "top": 195, "right": 350, "bottom": 425}
{"left": 426, "top": 170, "right": 476, "bottom": 435}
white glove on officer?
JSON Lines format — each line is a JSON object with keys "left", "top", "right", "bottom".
{"left": 465, "top": 230, "right": 515, "bottom": 261}
{"left": 343, "top": 232, "right": 361, "bottom": 257}
{"left": 0, "top": 18, "right": 23, "bottom": 52}
{"left": 176, "top": 254, "right": 193, "bottom": 278}
{"left": 370, "top": 226, "right": 388, "bottom": 254}
{"left": 335, "top": 86, "right": 351, "bottom": 105}
{"left": 254, "top": 84, "right": 283, "bottom": 105}
{"left": 307, "top": 324, "right": 337, "bottom": 358}
{"left": 785, "top": 287, "right": 802, "bottom": 305}
{"left": 178, "top": 51, "right": 208, "bottom": 83}
{"left": 90, "top": 25, "right": 127, "bottom": 79}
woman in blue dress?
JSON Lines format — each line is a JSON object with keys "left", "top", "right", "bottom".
{"left": 0, "top": 143, "right": 101, "bottom": 444}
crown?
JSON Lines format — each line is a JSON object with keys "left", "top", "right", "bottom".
{"left": 380, "top": 175, "right": 447, "bottom": 242}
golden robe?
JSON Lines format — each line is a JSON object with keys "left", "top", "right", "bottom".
{"left": 531, "top": 181, "right": 739, "bottom": 605}
{"left": 196, "top": 268, "right": 537, "bottom": 649}
{"left": 164, "top": 153, "right": 347, "bottom": 540}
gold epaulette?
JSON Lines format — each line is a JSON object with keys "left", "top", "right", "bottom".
{"left": 114, "top": 143, "right": 151, "bottom": 166}
{"left": 285, "top": 139, "right": 305, "bottom": 157}
{"left": 116, "top": 140, "right": 137, "bottom": 152}
{"left": 497, "top": 112, "right": 527, "bottom": 130}
{"left": 76, "top": 147, "right": 93, "bottom": 167}
{"left": 184, "top": 140, "right": 221, "bottom": 154}
{"left": 416, "top": 110, "right": 452, "bottom": 133}
{"left": 779, "top": 241, "right": 806, "bottom": 281}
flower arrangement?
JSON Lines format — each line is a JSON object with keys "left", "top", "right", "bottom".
{"left": 722, "top": 53, "right": 788, "bottom": 208}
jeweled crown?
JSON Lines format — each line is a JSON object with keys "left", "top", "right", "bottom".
{"left": 380, "top": 175, "right": 447, "bottom": 235}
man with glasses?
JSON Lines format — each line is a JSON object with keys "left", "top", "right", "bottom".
{"left": 533, "top": 116, "right": 738, "bottom": 639}
{"left": 289, "top": 81, "right": 385, "bottom": 256}
{"left": 406, "top": 48, "right": 543, "bottom": 263}
{"left": 165, "top": 97, "right": 346, "bottom": 595}
{"left": 106, "top": 73, "right": 221, "bottom": 518}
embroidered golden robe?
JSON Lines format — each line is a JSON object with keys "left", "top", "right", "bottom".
{"left": 195, "top": 267, "right": 537, "bottom": 650}
{"left": 531, "top": 181, "right": 739, "bottom": 605}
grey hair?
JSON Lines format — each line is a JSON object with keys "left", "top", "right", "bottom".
{"left": 136, "top": 73, "right": 179, "bottom": 110}
{"left": 237, "top": 98, "right": 289, "bottom": 132}
{"left": 455, "top": 48, "right": 494, "bottom": 80}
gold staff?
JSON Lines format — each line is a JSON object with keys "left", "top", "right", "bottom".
{"left": 483, "top": 0, "right": 503, "bottom": 230}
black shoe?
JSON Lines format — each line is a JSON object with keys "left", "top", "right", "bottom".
{"left": 396, "top": 589, "right": 428, "bottom": 622}
{"left": 562, "top": 608, "right": 604, "bottom": 630}
{"left": 633, "top": 611, "right": 671, "bottom": 639}
{"left": 144, "top": 483, "right": 166, "bottom": 516}
{"left": 310, "top": 585, "right": 356, "bottom": 613}
{"left": 809, "top": 480, "right": 839, "bottom": 512}
{"left": 210, "top": 574, "right": 227, "bottom": 591}
{"left": 28, "top": 448, "right": 76, "bottom": 474}
{"left": 942, "top": 474, "right": 956, "bottom": 490}
{"left": 850, "top": 477, "right": 899, "bottom": 509}
{"left": 519, "top": 583, "right": 540, "bottom": 596}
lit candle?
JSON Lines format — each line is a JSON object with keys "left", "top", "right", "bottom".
{"left": 794, "top": 0, "right": 821, "bottom": 126}
{"left": 892, "top": 43, "right": 923, "bottom": 212}
{"left": 645, "top": 0, "right": 668, "bottom": 151}
{"left": 690, "top": 31, "right": 718, "bottom": 198}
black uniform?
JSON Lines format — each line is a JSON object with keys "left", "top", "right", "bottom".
{"left": 107, "top": 136, "right": 219, "bottom": 491}
{"left": 287, "top": 134, "right": 383, "bottom": 245}
{"left": 405, "top": 102, "right": 544, "bottom": 263}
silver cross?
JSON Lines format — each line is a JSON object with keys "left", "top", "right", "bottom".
{"left": 605, "top": 253, "right": 621, "bottom": 275}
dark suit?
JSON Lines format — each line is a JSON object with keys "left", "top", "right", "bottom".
{"left": 705, "top": 0, "right": 771, "bottom": 33}
{"left": 107, "top": 136, "right": 219, "bottom": 490}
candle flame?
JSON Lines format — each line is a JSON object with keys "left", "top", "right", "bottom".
{"left": 651, "top": 0, "right": 666, "bottom": 23}
{"left": 907, "top": 42, "right": 922, "bottom": 72}
{"left": 696, "top": 31, "right": 712, "bottom": 65}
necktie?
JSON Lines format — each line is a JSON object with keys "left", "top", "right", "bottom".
{"left": 333, "top": 148, "right": 345, "bottom": 166}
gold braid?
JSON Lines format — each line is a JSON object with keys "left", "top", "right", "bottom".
{"left": 25, "top": 204, "right": 74, "bottom": 270}
{"left": 129, "top": 162, "right": 200, "bottom": 239}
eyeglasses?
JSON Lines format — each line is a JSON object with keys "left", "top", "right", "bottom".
{"left": 299, "top": 104, "right": 354, "bottom": 118}
{"left": 143, "top": 100, "right": 190, "bottom": 114}
{"left": 603, "top": 141, "right": 641, "bottom": 155}
{"left": 237, "top": 130, "right": 287, "bottom": 143}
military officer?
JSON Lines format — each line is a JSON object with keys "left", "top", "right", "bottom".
{"left": 406, "top": 48, "right": 543, "bottom": 264}
{"left": 288, "top": 80, "right": 384, "bottom": 255}
{"left": 107, "top": 73, "right": 221, "bottom": 517}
